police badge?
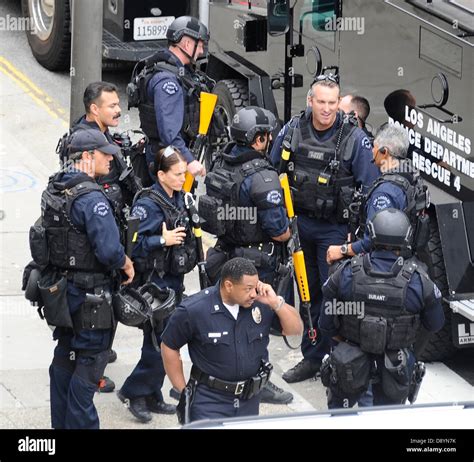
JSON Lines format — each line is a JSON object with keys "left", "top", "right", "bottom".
{"left": 252, "top": 307, "right": 262, "bottom": 324}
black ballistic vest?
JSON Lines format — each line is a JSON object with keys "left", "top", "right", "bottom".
{"left": 41, "top": 172, "right": 112, "bottom": 273}
{"left": 338, "top": 254, "right": 422, "bottom": 353}
{"left": 291, "top": 112, "right": 357, "bottom": 222}
{"left": 199, "top": 147, "right": 278, "bottom": 246}
{"left": 132, "top": 188, "right": 197, "bottom": 276}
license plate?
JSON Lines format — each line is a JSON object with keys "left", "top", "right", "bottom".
{"left": 133, "top": 16, "right": 175, "bottom": 41}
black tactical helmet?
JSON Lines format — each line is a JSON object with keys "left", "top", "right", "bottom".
{"left": 230, "top": 106, "right": 277, "bottom": 145}
{"left": 367, "top": 208, "right": 413, "bottom": 250}
{"left": 137, "top": 283, "right": 176, "bottom": 322}
{"left": 113, "top": 287, "right": 151, "bottom": 327}
{"left": 166, "top": 16, "right": 209, "bottom": 44}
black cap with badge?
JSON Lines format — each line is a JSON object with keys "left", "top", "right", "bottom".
{"left": 67, "top": 129, "right": 121, "bottom": 158}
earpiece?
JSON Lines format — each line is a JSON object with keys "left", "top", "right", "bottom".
{"left": 379, "top": 146, "right": 387, "bottom": 154}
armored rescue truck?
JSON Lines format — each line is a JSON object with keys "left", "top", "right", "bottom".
{"left": 204, "top": 0, "right": 473, "bottom": 361}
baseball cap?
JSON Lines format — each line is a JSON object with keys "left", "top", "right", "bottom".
{"left": 67, "top": 129, "right": 121, "bottom": 156}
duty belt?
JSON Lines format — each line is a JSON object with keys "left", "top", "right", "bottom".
{"left": 66, "top": 272, "right": 111, "bottom": 290}
{"left": 190, "top": 362, "right": 273, "bottom": 400}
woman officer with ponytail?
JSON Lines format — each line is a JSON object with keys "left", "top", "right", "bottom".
{"left": 118, "top": 146, "right": 197, "bottom": 423}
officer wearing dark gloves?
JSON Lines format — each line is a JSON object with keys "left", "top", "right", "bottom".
{"left": 128, "top": 16, "right": 213, "bottom": 184}
{"left": 42, "top": 129, "right": 134, "bottom": 429}
{"left": 161, "top": 258, "right": 303, "bottom": 424}
{"left": 118, "top": 146, "right": 197, "bottom": 423}
{"left": 327, "top": 124, "right": 429, "bottom": 263}
{"left": 319, "top": 209, "right": 444, "bottom": 408}
{"left": 58, "top": 81, "right": 141, "bottom": 393}
{"left": 270, "top": 75, "right": 380, "bottom": 383}
{"left": 200, "top": 106, "right": 293, "bottom": 405}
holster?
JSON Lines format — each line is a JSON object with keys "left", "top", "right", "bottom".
{"left": 177, "top": 380, "right": 196, "bottom": 425}
{"left": 73, "top": 290, "right": 113, "bottom": 330}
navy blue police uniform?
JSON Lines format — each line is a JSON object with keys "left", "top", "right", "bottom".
{"left": 161, "top": 284, "right": 275, "bottom": 421}
{"left": 352, "top": 163, "right": 428, "bottom": 255}
{"left": 201, "top": 142, "right": 289, "bottom": 286}
{"left": 319, "top": 249, "right": 445, "bottom": 407}
{"left": 270, "top": 111, "right": 380, "bottom": 370}
{"left": 48, "top": 169, "right": 126, "bottom": 429}
{"left": 119, "top": 181, "right": 195, "bottom": 408}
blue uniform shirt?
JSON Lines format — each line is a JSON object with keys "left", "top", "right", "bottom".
{"left": 146, "top": 50, "right": 194, "bottom": 164}
{"left": 230, "top": 144, "right": 289, "bottom": 238}
{"left": 351, "top": 180, "right": 408, "bottom": 254}
{"left": 162, "top": 284, "right": 275, "bottom": 382}
{"left": 319, "top": 250, "right": 445, "bottom": 337}
{"left": 131, "top": 181, "right": 185, "bottom": 292}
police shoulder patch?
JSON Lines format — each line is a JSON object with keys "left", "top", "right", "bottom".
{"left": 372, "top": 194, "right": 392, "bottom": 210}
{"left": 162, "top": 81, "right": 179, "bottom": 95}
{"left": 93, "top": 201, "right": 109, "bottom": 217}
{"left": 132, "top": 205, "right": 148, "bottom": 221}
{"left": 266, "top": 190, "right": 282, "bottom": 205}
{"left": 361, "top": 136, "right": 372, "bottom": 150}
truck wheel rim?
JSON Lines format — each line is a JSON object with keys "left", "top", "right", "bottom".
{"left": 29, "top": 0, "right": 55, "bottom": 41}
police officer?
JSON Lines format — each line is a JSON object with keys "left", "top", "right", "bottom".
{"left": 129, "top": 16, "right": 213, "bottom": 184}
{"left": 200, "top": 106, "right": 293, "bottom": 404}
{"left": 44, "top": 129, "right": 134, "bottom": 429}
{"left": 117, "top": 146, "right": 197, "bottom": 422}
{"left": 270, "top": 75, "right": 380, "bottom": 383}
{"left": 327, "top": 124, "right": 429, "bottom": 264}
{"left": 161, "top": 258, "right": 303, "bottom": 423}
{"left": 60, "top": 81, "right": 141, "bottom": 392}
{"left": 339, "top": 94, "right": 373, "bottom": 141}
{"left": 319, "top": 208, "right": 444, "bottom": 407}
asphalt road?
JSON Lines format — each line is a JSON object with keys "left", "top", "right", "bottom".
{"left": 0, "top": 0, "right": 472, "bottom": 430}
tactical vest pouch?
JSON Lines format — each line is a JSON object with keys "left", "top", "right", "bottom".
{"left": 231, "top": 246, "right": 274, "bottom": 270}
{"left": 381, "top": 349, "right": 411, "bottom": 402}
{"left": 336, "top": 185, "right": 354, "bottom": 224}
{"left": 168, "top": 238, "right": 197, "bottom": 275}
{"left": 360, "top": 316, "right": 387, "bottom": 354}
{"left": 199, "top": 195, "right": 226, "bottom": 236}
{"left": 29, "top": 225, "right": 49, "bottom": 267}
{"left": 74, "top": 295, "right": 113, "bottom": 330}
{"left": 38, "top": 271, "right": 72, "bottom": 328}
{"left": 329, "top": 342, "right": 371, "bottom": 396}
{"left": 386, "top": 315, "right": 420, "bottom": 349}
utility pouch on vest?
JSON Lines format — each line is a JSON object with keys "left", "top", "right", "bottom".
{"left": 38, "top": 272, "right": 72, "bottom": 328}
{"left": 381, "top": 349, "right": 411, "bottom": 402}
{"left": 386, "top": 315, "right": 420, "bottom": 349}
{"left": 329, "top": 341, "right": 371, "bottom": 396}
{"left": 336, "top": 185, "right": 354, "bottom": 224}
{"left": 74, "top": 292, "right": 113, "bottom": 330}
{"left": 360, "top": 316, "right": 387, "bottom": 354}
{"left": 199, "top": 195, "right": 226, "bottom": 236}
{"left": 29, "top": 224, "right": 49, "bottom": 267}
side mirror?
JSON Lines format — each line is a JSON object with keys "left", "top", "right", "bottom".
{"left": 267, "top": 0, "right": 290, "bottom": 36}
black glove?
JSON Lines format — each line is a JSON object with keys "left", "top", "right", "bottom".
{"left": 176, "top": 387, "right": 188, "bottom": 425}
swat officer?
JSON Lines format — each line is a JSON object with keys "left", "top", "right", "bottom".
{"left": 327, "top": 124, "right": 429, "bottom": 264}
{"left": 161, "top": 258, "right": 303, "bottom": 423}
{"left": 339, "top": 94, "right": 373, "bottom": 141}
{"left": 319, "top": 208, "right": 444, "bottom": 407}
{"left": 270, "top": 75, "right": 380, "bottom": 383}
{"left": 128, "top": 16, "right": 213, "bottom": 184}
{"left": 44, "top": 129, "right": 134, "bottom": 429}
{"left": 117, "top": 146, "right": 197, "bottom": 422}
{"left": 199, "top": 106, "right": 293, "bottom": 404}
{"left": 59, "top": 81, "right": 141, "bottom": 392}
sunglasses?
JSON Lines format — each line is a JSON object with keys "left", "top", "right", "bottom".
{"left": 157, "top": 145, "right": 179, "bottom": 172}
{"left": 311, "top": 73, "right": 340, "bottom": 86}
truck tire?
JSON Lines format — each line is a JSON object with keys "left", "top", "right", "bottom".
{"left": 418, "top": 216, "right": 457, "bottom": 361}
{"left": 207, "top": 79, "right": 249, "bottom": 170}
{"left": 22, "top": 0, "right": 71, "bottom": 71}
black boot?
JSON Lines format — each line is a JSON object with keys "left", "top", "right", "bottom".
{"left": 259, "top": 381, "right": 293, "bottom": 404}
{"left": 282, "top": 359, "right": 322, "bottom": 383}
{"left": 117, "top": 390, "right": 152, "bottom": 423}
{"left": 97, "top": 376, "right": 115, "bottom": 393}
{"left": 145, "top": 396, "right": 177, "bottom": 415}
